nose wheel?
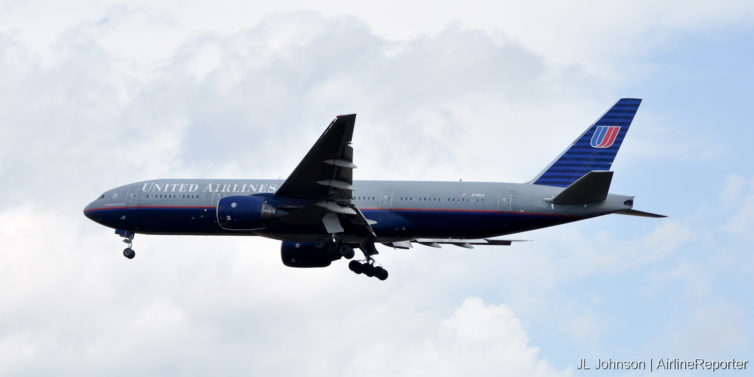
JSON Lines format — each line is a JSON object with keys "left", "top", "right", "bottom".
{"left": 123, "top": 247, "right": 135, "bottom": 259}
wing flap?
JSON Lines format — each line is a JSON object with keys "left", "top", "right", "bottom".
{"left": 324, "top": 159, "right": 357, "bottom": 169}
{"left": 316, "top": 179, "right": 356, "bottom": 191}
{"left": 322, "top": 212, "right": 345, "bottom": 233}
{"left": 313, "top": 200, "right": 357, "bottom": 215}
{"left": 412, "top": 238, "right": 526, "bottom": 248}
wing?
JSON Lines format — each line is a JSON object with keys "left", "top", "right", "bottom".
{"left": 276, "top": 114, "right": 356, "bottom": 200}
{"left": 275, "top": 114, "right": 375, "bottom": 238}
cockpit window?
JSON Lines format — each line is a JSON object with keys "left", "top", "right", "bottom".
{"left": 98, "top": 193, "right": 105, "bottom": 200}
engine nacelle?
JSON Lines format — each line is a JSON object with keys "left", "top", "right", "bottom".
{"left": 217, "top": 195, "right": 278, "bottom": 230}
{"left": 281, "top": 241, "right": 340, "bottom": 268}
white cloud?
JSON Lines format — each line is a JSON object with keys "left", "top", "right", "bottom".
{"left": 342, "top": 297, "right": 571, "bottom": 377}
{"left": 562, "top": 310, "right": 604, "bottom": 343}
{"left": 4, "top": 0, "right": 754, "bottom": 80}
{"left": 720, "top": 174, "right": 746, "bottom": 209}
{"left": 1, "top": 10, "right": 606, "bottom": 205}
{"left": 648, "top": 302, "right": 748, "bottom": 359}
{"left": 0, "top": 204, "right": 570, "bottom": 376}
{"left": 721, "top": 174, "right": 754, "bottom": 239}
{"left": 529, "top": 218, "right": 691, "bottom": 279}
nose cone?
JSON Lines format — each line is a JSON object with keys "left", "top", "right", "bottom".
{"left": 83, "top": 200, "right": 97, "bottom": 221}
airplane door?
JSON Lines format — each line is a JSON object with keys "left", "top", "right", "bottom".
{"left": 126, "top": 187, "right": 138, "bottom": 205}
{"left": 498, "top": 191, "right": 512, "bottom": 212}
{"left": 379, "top": 189, "right": 394, "bottom": 209}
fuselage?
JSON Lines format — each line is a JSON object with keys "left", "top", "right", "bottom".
{"left": 84, "top": 179, "right": 634, "bottom": 242}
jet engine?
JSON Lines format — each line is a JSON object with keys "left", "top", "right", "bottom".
{"left": 281, "top": 241, "right": 340, "bottom": 268}
{"left": 216, "top": 195, "right": 281, "bottom": 230}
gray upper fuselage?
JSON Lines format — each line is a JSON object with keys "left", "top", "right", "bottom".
{"left": 84, "top": 178, "right": 634, "bottom": 242}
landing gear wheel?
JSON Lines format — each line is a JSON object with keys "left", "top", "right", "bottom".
{"left": 348, "top": 260, "right": 363, "bottom": 274}
{"left": 123, "top": 247, "right": 135, "bottom": 259}
{"left": 374, "top": 266, "right": 388, "bottom": 281}
{"left": 361, "top": 263, "right": 376, "bottom": 277}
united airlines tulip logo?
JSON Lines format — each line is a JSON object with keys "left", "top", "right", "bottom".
{"left": 590, "top": 126, "right": 621, "bottom": 148}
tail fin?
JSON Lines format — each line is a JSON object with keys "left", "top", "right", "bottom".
{"left": 531, "top": 98, "right": 642, "bottom": 187}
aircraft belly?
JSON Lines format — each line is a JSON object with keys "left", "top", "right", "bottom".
{"left": 366, "top": 209, "right": 578, "bottom": 239}
{"left": 130, "top": 208, "right": 225, "bottom": 235}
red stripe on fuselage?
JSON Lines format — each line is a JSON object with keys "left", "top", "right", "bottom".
{"left": 84, "top": 205, "right": 214, "bottom": 213}
{"left": 86, "top": 205, "right": 578, "bottom": 218}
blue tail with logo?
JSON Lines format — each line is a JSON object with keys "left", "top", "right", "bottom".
{"left": 531, "top": 98, "right": 642, "bottom": 187}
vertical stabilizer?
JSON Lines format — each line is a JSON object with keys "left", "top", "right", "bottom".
{"left": 531, "top": 98, "right": 641, "bottom": 187}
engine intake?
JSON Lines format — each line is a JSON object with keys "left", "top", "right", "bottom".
{"left": 216, "top": 195, "right": 280, "bottom": 230}
{"left": 281, "top": 241, "right": 340, "bottom": 268}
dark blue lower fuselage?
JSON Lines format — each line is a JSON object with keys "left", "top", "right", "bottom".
{"left": 85, "top": 205, "right": 578, "bottom": 240}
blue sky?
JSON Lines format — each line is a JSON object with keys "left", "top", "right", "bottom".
{"left": 0, "top": 1, "right": 752, "bottom": 376}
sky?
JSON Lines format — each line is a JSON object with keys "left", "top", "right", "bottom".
{"left": 1, "top": 1, "right": 753, "bottom": 376}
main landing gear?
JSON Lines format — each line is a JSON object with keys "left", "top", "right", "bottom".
{"left": 348, "top": 239, "right": 388, "bottom": 281}
{"left": 116, "top": 229, "right": 135, "bottom": 260}
{"left": 321, "top": 236, "right": 389, "bottom": 280}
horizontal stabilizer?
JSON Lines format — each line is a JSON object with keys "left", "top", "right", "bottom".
{"left": 551, "top": 171, "right": 613, "bottom": 205}
{"left": 614, "top": 209, "right": 666, "bottom": 218}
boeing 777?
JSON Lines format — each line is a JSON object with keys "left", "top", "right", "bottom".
{"left": 84, "top": 98, "right": 664, "bottom": 280}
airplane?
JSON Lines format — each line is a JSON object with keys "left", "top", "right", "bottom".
{"left": 84, "top": 98, "right": 664, "bottom": 280}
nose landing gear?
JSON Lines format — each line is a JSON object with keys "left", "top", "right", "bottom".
{"left": 116, "top": 229, "right": 135, "bottom": 260}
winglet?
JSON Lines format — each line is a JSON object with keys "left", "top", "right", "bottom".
{"left": 550, "top": 171, "right": 613, "bottom": 205}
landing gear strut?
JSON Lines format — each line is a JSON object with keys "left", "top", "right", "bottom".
{"left": 319, "top": 234, "right": 356, "bottom": 260}
{"left": 116, "top": 229, "right": 135, "bottom": 260}
{"left": 338, "top": 244, "right": 355, "bottom": 259}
